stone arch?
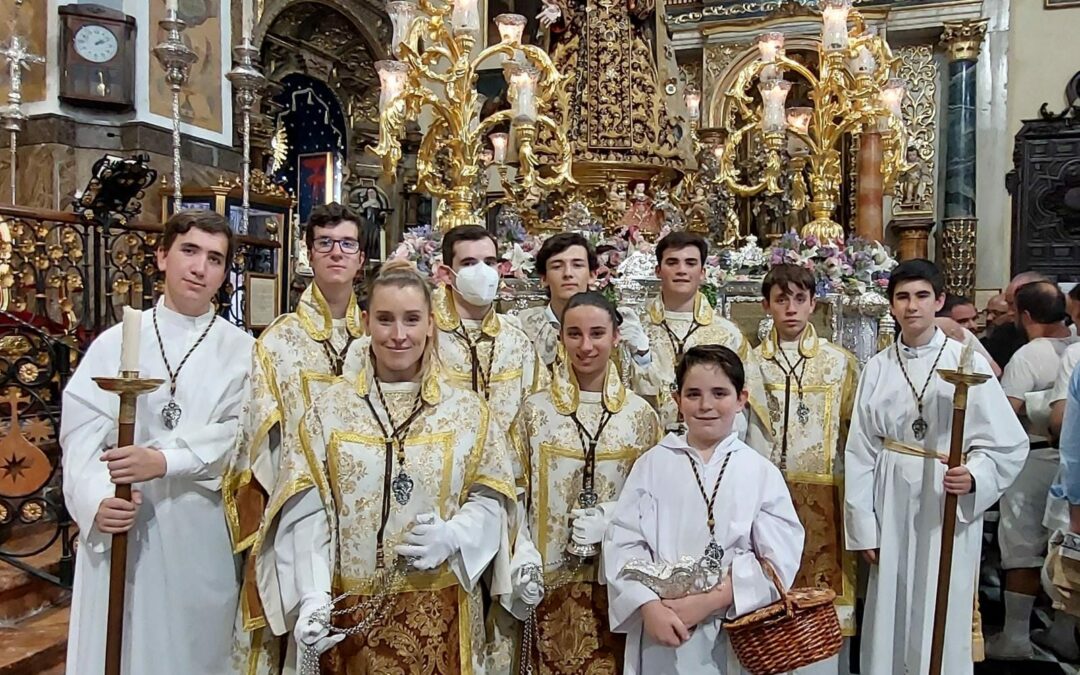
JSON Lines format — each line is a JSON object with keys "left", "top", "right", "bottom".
{"left": 255, "top": 0, "right": 388, "bottom": 61}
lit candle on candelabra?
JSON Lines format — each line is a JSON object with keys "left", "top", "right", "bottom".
{"left": 505, "top": 63, "right": 539, "bottom": 124}
{"left": 684, "top": 90, "right": 701, "bottom": 122}
{"left": 451, "top": 0, "right": 481, "bottom": 34}
{"left": 120, "top": 306, "right": 142, "bottom": 374}
{"left": 759, "top": 79, "right": 792, "bottom": 134}
{"left": 376, "top": 60, "right": 410, "bottom": 112}
{"left": 387, "top": 1, "right": 418, "bottom": 56}
{"left": 848, "top": 44, "right": 876, "bottom": 76}
{"left": 495, "top": 13, "right": 526, "bottom": 45}
{"left": 878, "top": 77, "right": 906, "bottom": 131}
{"left": 757, "top": 32, "right": 785, "bottom": 63}
{"left": 821, "top": 0, "right": 852, "bottom": 52}
{"left": 490, "top": 132, "right": 509, "bottom": 163}
{"left": 786, "top": 106, "right": 812, "bottom": 156}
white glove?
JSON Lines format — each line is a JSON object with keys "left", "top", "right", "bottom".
{"left": 294, "top": 591, "right": 345, "bottom": 657}
{"left": 513, "top": 563, "right": 544, "bottom": 607}
{"left": 394, "top": 512, "right": 461, "bottom": 570}
{"left": 536, "top": 1, "right": 561, "bottom": 28}
{"left": 570, "top": 506, "right": 611, "bottom": 546}
{"left": 618, "top": 308, "right": 650, "bottom": 355}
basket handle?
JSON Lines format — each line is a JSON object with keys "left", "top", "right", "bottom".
{"left": 757, "top": 555, "right": 795, "bottom": 618}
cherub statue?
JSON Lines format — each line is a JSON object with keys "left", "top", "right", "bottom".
{"left": 603, "top": 178, "right": 628, "bottom": 228}
{"left": 898, "top": 146, "right": 930, "bottom": 209}
{"left": 685, "top": 185, "right": 712, "bottom": 232}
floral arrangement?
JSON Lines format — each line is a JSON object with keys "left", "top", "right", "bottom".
{"left": 765, "top": 231, "right": 895, "bottom": 296}
{"left": 390, "top": 225, "right": 443, "bottom": 275}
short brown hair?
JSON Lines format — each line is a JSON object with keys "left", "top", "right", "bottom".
{"left": 305, "top": 202, "right": 362, "bottom": 250}
{"left": 762, "top": 264, "right": 816, "bottom": 299}
{"left": 675, "top": 344, "right": 745, "bottom": 393}
{"left": 441, "top": 224, "right": 497, "bottom": 267}
{"left": 655, "top": 231, "right": 707, "bottom": 266}
{"left": 161, "top": 210, "right": 234, "bottom": 265}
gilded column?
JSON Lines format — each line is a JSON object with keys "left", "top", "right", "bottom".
{"left": 939, "top": 19, "right": 987, "bottom": 298}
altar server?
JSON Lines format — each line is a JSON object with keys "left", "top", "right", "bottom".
{"left": 61, "top": 210, "right": 253, "bottom": 675}
{"left": 507, "top": 291, "right": 661, "bottom": 674}
{"left": 224, "top": 203, "right": 367, "bottom": 672}
{"left": 258, "top": 260, "right": 516, "bottom": 674}
{"left": 754, "top": 264, "right": 858, "bottom": 673}
{"left": 606, "top": 344, "right": 804, "bottom": 674}
{"left": 845, "top": 259, "right": 1028, "bottom": 675}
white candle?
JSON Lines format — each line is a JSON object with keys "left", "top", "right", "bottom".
{"left": 120, "top": 306, "right": 142, "bottom": 374}
{"left": 166, "top": 0, "right": 178, "bottom": 15}
{"left": 242, "top": 0, "right": 253, "bottom": 44}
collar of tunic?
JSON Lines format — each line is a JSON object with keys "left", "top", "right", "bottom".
{"left": 659, "top": 431, "right": 741, "bottom": 466}
{"left": 759, "top": 322, "right": 821, "bottom": 360}
{"left": 155, "top": 296, "right": 216, "bottom": 331}
{"left": 646, "top": 291, "right": 713, "bottom": 326}
{"left": 433, "top": 284, "right": 501, "bottom": 336}
{"left": 897, "top": 327, "right": 947, "bottom": 360}
{"left": 550, "top": 352, "right": 626, "bottom": 415}
{"left": 296, "top": 281, "right": 364, "bottom": 342}
{"left": 352, "top": 347, "right": 444, "bottom": 406}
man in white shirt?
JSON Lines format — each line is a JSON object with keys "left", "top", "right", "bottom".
{"left": 61, "top": 210, "right": 253, "bottom": 675}
{"left": 990, "top": 281, "right": 1080, "bottom": 659}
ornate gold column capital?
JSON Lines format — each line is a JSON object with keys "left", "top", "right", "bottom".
{"left": 940, "top": 19, "right": 989, "bottom": 62}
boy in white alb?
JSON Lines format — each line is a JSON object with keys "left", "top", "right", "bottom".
{"left": 605, "top": 344, "right": 804, "bottom": 674}
{"left": 845, "top": 259, "right": 1028, "bottom": 675}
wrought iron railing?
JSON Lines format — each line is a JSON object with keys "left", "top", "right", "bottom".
{"left": 0, "top": 204, "right": 280, "bottom": 587}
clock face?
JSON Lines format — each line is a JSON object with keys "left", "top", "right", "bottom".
{"left": 73, "top": 25, "right": 119, "bottom": 64}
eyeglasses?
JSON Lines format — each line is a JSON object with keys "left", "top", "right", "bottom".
{"left": 313, "top": 237, "right": 361, "bottom": 254}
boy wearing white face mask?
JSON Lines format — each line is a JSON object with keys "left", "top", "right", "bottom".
{"left": 433, "top": 225, "right": 548, "bottom": 672}
{"left": 433, "top": 225, "right": 548, "bottom": 435}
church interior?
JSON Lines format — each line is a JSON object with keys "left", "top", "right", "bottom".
{"left": 1, "top": 0, "right": 1080, "bottom": 672}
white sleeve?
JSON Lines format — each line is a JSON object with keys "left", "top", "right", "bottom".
{"left": 274, "top": 488, "right": 332, "bottom": 628}
{"left": 1052, "top": 346, "right": 1080, "bottom": 405}
{"left": 844, "top": 359, "right": 882, "bottom": 551}
{"left": 603, "top": 459, "right": 661, "bottom": 634}
{"left": 445, "top": 486, "right": 505, "bottom": 592}
{"left": 1001, "top": 346, "right": 1037, "bottom": 401}
{"left": 728, "top": 461, "right": 804, "bottom": 619}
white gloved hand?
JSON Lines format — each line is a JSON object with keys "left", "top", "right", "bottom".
{"left": 617, "top": 308, "right": 650, "bottom": 355}
{"left": 513, "top": 563, "right": 544, "bottom": 607}
{"left": 294, "top": 592, "right": 345, "bottom": 657}
{"left": 536, "top": 0, "right": 561, "bottom": 28}
{"left": 570, "top": 507, "right": 611, "bottom": 545}
{"left": 394, "top": 512, "right": 461, "bottom": 570}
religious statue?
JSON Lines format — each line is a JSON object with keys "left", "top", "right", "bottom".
{"left": 293, "top": 214, "right": 313, "bottom": 277}
{"left": 897, "top": 146, "right": 931, "bottom": 210}
{"left": 685, "top": 185, "right": 712, "bottom": 232}
{"left": 603, "top": 178, "right": 628, "bottom": 227}
{"left": 619, "top": 181, "right": 662, "bottom": 236}
{"left": 536, "top": 0, "right": 685, "bottom": 167}
{"left": 358, "top": 186, "right": 388, "bottom": 262}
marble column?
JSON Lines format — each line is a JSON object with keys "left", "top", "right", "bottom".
{"left": 939, "top": 19, "right": 987, "bottom": 298}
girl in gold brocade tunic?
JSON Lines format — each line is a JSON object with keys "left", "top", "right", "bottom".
{"left": 506, "top": 292, "right": 661, "bottom": 675}
{"left": 256, "top": 261, "right": 517, "bottom": 675}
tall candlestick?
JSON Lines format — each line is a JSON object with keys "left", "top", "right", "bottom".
{"left": 120, "top": 306, "right": 142, "bottom": 374}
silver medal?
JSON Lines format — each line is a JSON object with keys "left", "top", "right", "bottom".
{"left": 391, "top": 469, "right": 413, "bottom": 505}
{"left": 578, "top": 489, "right": 598, "bottom": 509}
{"left": 912, "top": 416, "right": 928, "bottom": 441}
{"left": 797, "top": 400, "right": 810, "bottom": 425}
{"left": 702, "top": 541, "right": 725, "bottom": 570}
{"left": 162, "top": 399, "right": 182, "bottom": 430}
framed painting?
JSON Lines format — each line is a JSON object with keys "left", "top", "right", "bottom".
{"left": 245, "top": 272, "right": 280, "bottom": 330}
{"left": 1045, "top": 0, "right": 1080, "bottom": 7}
{"left": 297, "top": 152, "right": 336, "bottom": 224}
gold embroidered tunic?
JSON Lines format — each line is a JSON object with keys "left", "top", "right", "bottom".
{"left": 753, "top": 324, "right": 859, "bottom": 635}
{"left": 223, "top": 283, "right": 365, "bottom": 674}
{"left": 633, "top": 292, "right": 772, "bottom": 446}
{"left": 516, "top": 304, "right": 561, "bottom": 369}
{"left": 255, "top": 351, "right": 517, "bottom": 675}
{"left": 509, "top": 359, "right": 661, "bottom": 674}
{"left": 434, "top": 285, "right": 547, "bottom": 434}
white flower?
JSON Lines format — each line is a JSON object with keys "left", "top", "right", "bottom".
{"left": 507, "top": 243, "right": 535, "bottom": 274}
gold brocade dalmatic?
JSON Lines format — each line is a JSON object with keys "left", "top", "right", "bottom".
{"left": 433, "top": 285, "right": 548, "bottom": 434}
{"left": 753, "top": 324, "right": 859, "bottom": 635}
{"left": 255, "top": 351, "right": 517, "bottom": 674}
{"left": 510, "top": 357, "right": 661, "bottom": 674}
{"left": 223, "top": 282, "right": 365, "bottom": 674}
{"left": 634, "top": 292, "right": 772, "bottom": 440}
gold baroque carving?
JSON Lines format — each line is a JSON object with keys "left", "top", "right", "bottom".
{"left": 892, "top": 45, "right": 937, "bottom": 216}
{"left": 941, "top": 217, "right": 977, "bottom": 298}
{"left": 940, "top": 19, "right": 988, "bottom": 62}
{"left": 669, "top": 0, "right": 872, "bottom": 25}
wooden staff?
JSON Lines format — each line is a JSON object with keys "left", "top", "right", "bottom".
{"left": 92, "top": 372, "right": 162, "bottom": 675}
{"left": 929, "top": 347, "right": 990, "bottom": 675}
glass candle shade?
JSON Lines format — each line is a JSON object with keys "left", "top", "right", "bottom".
{"left": 759, "top": 79, "right": 792, "bottom": 134}
{"left": 387, "top": 1, "right": 418, "bottom": 55}
{"left": 376, "top": 60, "right": 410, "bottom": 111}
{"left": 822, "top": 0, "right": 852, "bottom": 52}
{"left": 489, "top": 132, "right": 509, "bottom": 163}
{"left": 495, "top": 13, "right": 526, "bottom": 44}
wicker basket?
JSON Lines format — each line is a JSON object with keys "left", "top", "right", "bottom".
{"left": 724, "top": 559, "right": 843, "bottom": 675}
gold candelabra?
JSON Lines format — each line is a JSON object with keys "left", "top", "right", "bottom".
{"left": 711, "top": 0, "right": 909, "bottom": 242}
{"left": 370, "top": 0, "right": 574, "bottom": 231}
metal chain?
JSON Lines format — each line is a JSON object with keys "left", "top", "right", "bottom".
{"left": 894, "top": 338, "right": 947, "bottom": 421}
